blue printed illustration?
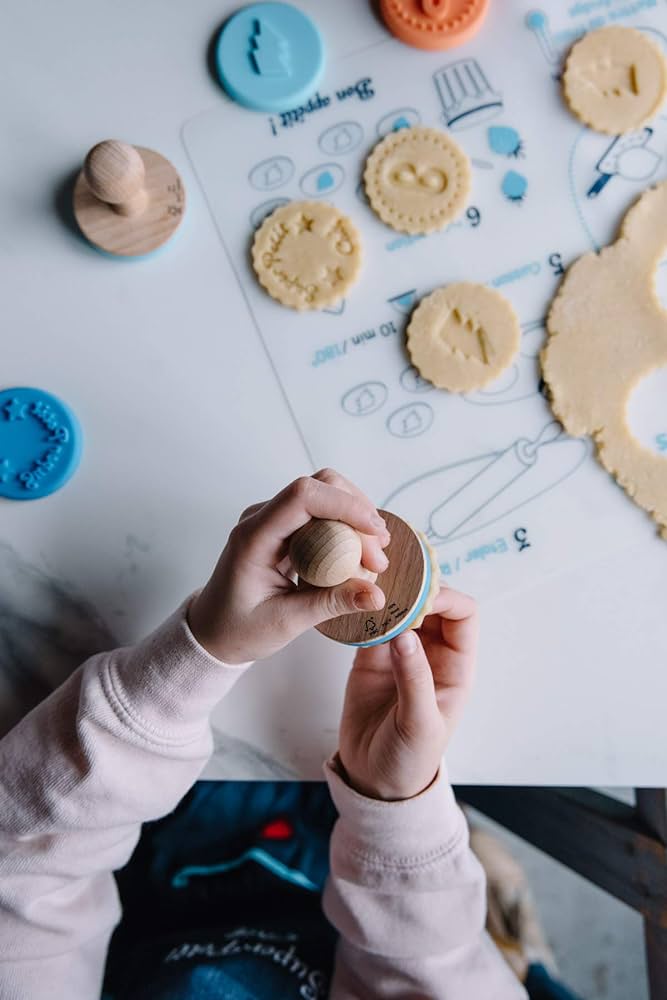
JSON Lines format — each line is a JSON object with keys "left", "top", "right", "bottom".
{"left": 434, "top": 59, "right": 502, "bottom": 131}
{"left": 376, "top": 107, "right": 421, "bottom": 137}
{"left": 249, "top": 197, "right": 290, "bottom": 229}
{"left": 318, "top": 121, "right": 364, "bottom": 156}
{"left": 387, "top": 289, "right": 417, "bottom": 315}
{"left": 464, "top": 320, "right": 543, "bottom": 407}
{"left": 322, "top": 298, "right": 346, "bottom": 316}
{"left": 525, "top": 10, "right": 561, "bottom": 72}
{"left": 384, "top": 422, "right": 589, "bottom": 544}
{"left": 341, "top": 381, "right": 388, "bottom": 416}
{"left": 248, "top": 156, "right": 295, "bottom": 191}
{"left": 249, "top": 18, "right": 290, "bottom": 77}
{"left": 488, "top": 126, "right": 524, "bottom": 158}
{"left": 399, "top": 365, "right": 433, "bottom": 394}
{"left": 386, "top": 402, "right": 434, "bottom": 439}
{"left": 587, "top": 128, "right": 660, "bottom": 198}
{"left": 300, "top": 163, "right": 344, "bottom": 197}
{"left": 502, "top": 170, "right": 528, "bottom": 203}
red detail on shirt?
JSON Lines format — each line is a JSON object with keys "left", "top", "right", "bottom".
{"left": 260, "top": 818, "right": 293, "bottom": 840}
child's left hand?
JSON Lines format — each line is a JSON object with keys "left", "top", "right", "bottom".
{"left": 188, "top": 469, "right": 390, "bottom": 664}
{"left": 336, "top": 586, "right": 478, "bottom": 801}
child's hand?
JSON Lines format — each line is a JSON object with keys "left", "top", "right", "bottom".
{"left": 188, "top": 470, "right": 390, "bottom": 664}
{"left": 337, "top": 587, "right": 478, "bottom": 801}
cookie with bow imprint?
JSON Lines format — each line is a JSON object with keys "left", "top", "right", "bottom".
{"left": 364, "top": 126, "right": 471, "bottom": 234}
{"left": 0, "top": 388, "right": 82, "bottom": 500}
{"left": 542, "top": 179, "right": 667, "bottom": 538}
{"left": 288, "top": 511, "right": 441, "bottom": 646}
{"left": 251, "top": 200, "right": 362, "bottom": 310}
{"left": 73, "top": 140, "right": 185, "bottom": 257}
{"left": 380, "top": 0, "right": 489, "bottom": 51}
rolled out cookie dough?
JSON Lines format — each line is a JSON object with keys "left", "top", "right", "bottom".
{"left": 251, "top": 201, "right": 362, "bottom": 310}
{"left": 407, "top": 282, "right": 521, "bottom": 392}
{"left": 542, "top": 179, "right": 667, "bottom": 538}
{"left": 563, "top": 26, "right": 667, "bottom": 135}
{"left": 363, "top": 126, "right": 470, "bottom": 235}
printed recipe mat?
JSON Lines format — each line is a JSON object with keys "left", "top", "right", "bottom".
{"left": 183, "top": 0, "right": 667, "bottom": 599}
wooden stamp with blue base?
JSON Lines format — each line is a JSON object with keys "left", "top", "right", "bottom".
{"left": 289, "top": 510, "right": 440, "bottom": 646}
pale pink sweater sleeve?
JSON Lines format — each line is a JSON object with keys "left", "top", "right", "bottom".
{"left": 0, "top": 600, "right": 523, "bottom": 1000}
{"left": 323, "top": 760, "right": 526, "bottom": 999}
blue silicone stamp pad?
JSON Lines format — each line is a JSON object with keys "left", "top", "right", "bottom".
{"left": 0, "top": 387, "right": 82, "bottom": 500}
{"left": 216, "top": 2, "right": 325, "bottom": 112}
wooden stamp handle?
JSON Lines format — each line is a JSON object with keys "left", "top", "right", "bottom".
{"left": 289, "top": 519, "right": 373, "bottom": 588}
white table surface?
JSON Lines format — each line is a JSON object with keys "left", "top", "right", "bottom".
{"left": 2, "top": 0, "right": 666, "bottom": 785}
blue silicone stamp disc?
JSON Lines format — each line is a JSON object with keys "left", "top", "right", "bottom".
{"left": 216, "top": 2, "right": 325, "bottom": 112}
{"left": 0, "top": 388, "right": 82, "bottom": 500}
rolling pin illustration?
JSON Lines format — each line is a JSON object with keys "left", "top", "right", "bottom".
{"left": 426, "top": 422, "right": 563, "bottom": 542}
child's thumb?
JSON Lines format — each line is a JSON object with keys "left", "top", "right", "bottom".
{"left": 286, "top": 580, "right": 385, "bottom": 633}
{"left": 389, "top": 631, "right": 437, "bottom": 733}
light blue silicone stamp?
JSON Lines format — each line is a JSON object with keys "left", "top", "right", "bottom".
{"left": 0, "top": 388, "right": 82, "bottom": 500}
{"left": 216, "top": 2, "right": 325, "bottom": 112}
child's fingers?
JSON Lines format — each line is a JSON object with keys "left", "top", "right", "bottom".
{"left": 238, "top": 501, "right": 266, "bottom": 522}
{"left": 389, "top": 631, "right": 438, "bottom": 739}
{"left": 241, "top": 476, "right": 389, "bottom": 564}
{"left": 423, "top": 586, "right": 479, "bottom": 655}
{"left": 275, "top": 577, "right": 386, "bottom": 634}
{"left": 312, "top": 468, "right": 390, "bottom": 573}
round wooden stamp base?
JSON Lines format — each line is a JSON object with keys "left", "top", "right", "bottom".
{"left": 316, "top": 510, "right": 438, "bottom": 646}
{"left": 73, "top": 147, "right": 185, "bottom": 257}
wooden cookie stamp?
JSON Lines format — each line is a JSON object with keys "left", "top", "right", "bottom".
{"left": 73, "top": 140, "right": 185, "bottom": 256}
{"left": 289, "top": 510, "right": 440, "bottom": 646}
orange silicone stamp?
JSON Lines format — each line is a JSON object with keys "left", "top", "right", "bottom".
{"left": 379, "top": 0, "right": 489, "bottom": 52}
{"left": 288, "top": 511, "right": 440, "bottom": 646}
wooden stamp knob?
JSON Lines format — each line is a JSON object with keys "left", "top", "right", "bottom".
{"left": 73, "top": 139, "right": 185, "bottom": 257}
{"left": 83, "top": 140, "right": 148, "bottom": 217}
{"left": 289, "top": 519, "right": 370, "bottom": 587}
{"left": 313, "top": 510, "right": 440, "bottom": 647}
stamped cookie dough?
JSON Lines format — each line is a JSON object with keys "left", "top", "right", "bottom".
{"left": 542, "top": 180, "right": 667, "bottom": 538}
{"left": 411, "top": 533, "right": 441, "bottom": 629}
{"left": 251, "top": 201, "right": 362, "bottom": 310}
{"left": 363, "top": 126, "right": 470, "bottom": 235}
{"left": 563, "top": 26, "right": 667, "bottom": 135}
{"left": 407, "top": 282, "right": 520, "bottom": 393}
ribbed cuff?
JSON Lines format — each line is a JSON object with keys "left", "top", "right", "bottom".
{"left": 323, "top": 754, "right": 465, "bottom": 866}
{"left": 103, "top": 597, "right": 252, "bottom": 745}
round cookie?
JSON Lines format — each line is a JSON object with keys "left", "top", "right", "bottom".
{"left": 563, "top": 26, "right": 667, "bottom": 135}
{"left": 407, "top": 283, "right": 520, "bottom": 393}
{"left": 380, "top": 0, "right": 489, "bottom": 51}
{"left": 364, "top": 126, "right": 470, "bottom": 235}
{"left": 251, "top": 200, "right": 362, "bottom": 310}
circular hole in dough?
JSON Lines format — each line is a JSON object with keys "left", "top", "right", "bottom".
{"left": 626, "top": 366, "right": 667, "bottom": 458}
{"left": 251, "top": 200, "right": 363, "bottom": 311}
{"left": 363, "top": 126, "right": 471, "bottom": 235}
{"left": 407, "top": 282, "right": 521, "bottom": 393}
{"left": 563, "top": 26, "right": 667, "bottom": 135}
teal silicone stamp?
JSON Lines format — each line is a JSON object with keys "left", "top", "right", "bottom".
{"left": 216, "top": 2, "right": 325, "bottom": 112}
{"left": 0, "top": 388, "right": 82, "bottom": 500}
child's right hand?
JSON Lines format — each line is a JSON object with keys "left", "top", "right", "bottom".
{"left": 187, "top": 470, "right": 390, "bottom": 664}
